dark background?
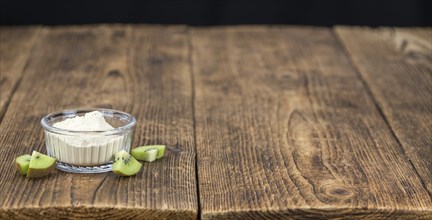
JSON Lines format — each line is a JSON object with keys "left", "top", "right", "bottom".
{"left": 1, "top": 0, "right": 431, "bottom": 26}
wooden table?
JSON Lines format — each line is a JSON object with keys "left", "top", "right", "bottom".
{"left": 0, "top": 25, "right": 431, "bottom": 219}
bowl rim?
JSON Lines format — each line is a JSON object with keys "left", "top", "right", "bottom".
{"left": 40, "top": 108, "right": 136, "bottom": 135}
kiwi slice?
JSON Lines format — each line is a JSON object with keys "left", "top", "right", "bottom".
{"left": 16, "top": 154, "right": 32, "bottom": 175}
{"left": 26, "top": 151, "right": 56, "bottom": 178}
{"left": 112, "top": 150, "right": 142, "bottom": 176}
{"left": 131, "top": 145, "right": 166, "bottom": 162}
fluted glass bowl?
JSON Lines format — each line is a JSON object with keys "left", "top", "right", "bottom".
{"left": 41, "top": 108, "right": 136, "bottom": 173}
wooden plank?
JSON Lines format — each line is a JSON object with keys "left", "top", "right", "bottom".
{"left": 190, "top": 26, "right": 432, "bottom": 219}
{"left": 335, "top": 27, "right": 432, "bottom": 193}
{"left": 0, "top": 26, "right": 40, "bottom": 120}
{"left": 0, "top": 25, "right": 197, "bottom": 219}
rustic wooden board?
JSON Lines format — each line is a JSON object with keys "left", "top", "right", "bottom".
{"left": 1, "top": 25, "right": 431, "bottom": 219}
{"left": 0, "top": 25, "right": 197, "bottom": 219}
{"left": 335, "top": 27, "right": 432, "bottom": 193}
{"left": 190, "top": 26, "right": 432, "bottom": 219}
{"left": 0, "top": 26, "right": 40, "bottom": 120}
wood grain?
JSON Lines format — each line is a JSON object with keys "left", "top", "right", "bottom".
{"left": 0, "top": 25, "right": 197, "bottom": 219}
{"left": 0, "top": 26, "right": 40, "bottom": 120}
{"left": 335, "top": 27, "right": 432, "bottom": 195}
{"left": 190, "top": 26, "right": 432, "bottom": 219}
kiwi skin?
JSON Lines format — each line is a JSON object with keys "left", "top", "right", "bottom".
{"left": 27, "top": 163, "right": 55, "bottom": 178}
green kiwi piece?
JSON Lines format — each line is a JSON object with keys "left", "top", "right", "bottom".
{"left": 26, "top": 151, "right": 56, "bottom": 178}
{"left": 112, "top": 150, "right": 142, "bottom": 176}
{"left": 131, "top": 145, "right": 166, "bottom": 161}
{"left": 16, "top": 154, "right": 32, "bottom": 175}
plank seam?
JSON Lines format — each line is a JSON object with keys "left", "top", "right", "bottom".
{"left": 187, "top": 27, "right": 202, "bottom": 220}
{"left": 331, "top": 28, "right": 432, "bottom": 199}
{"left": 0, "top": 26, "right": 42, "bottom": 123}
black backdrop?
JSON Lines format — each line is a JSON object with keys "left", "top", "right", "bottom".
{"left": 1, "top": 0, "right": 430, "bottom": 26}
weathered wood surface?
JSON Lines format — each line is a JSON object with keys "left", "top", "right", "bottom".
{"left": 0, "top": 25, "right": 431, "bottom": 219}
{"left": 0, "top": 26, "right": 40, "bottom": 120}
{"left": 191, "top": 26, "right": 432, "bottom": 219}
{"left": 0, "top": 25, "right": 197, "bottom": 219}
{"left": 335, "top": 27, "right": 432, "bottom": 194}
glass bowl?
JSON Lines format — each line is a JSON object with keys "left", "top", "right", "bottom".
{"left": 41, "top": 108, "right": 136, "bottom": 173}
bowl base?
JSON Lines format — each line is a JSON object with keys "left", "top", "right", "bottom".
{"left": 56, "top": 161, "right": 112, "bottom": 173}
